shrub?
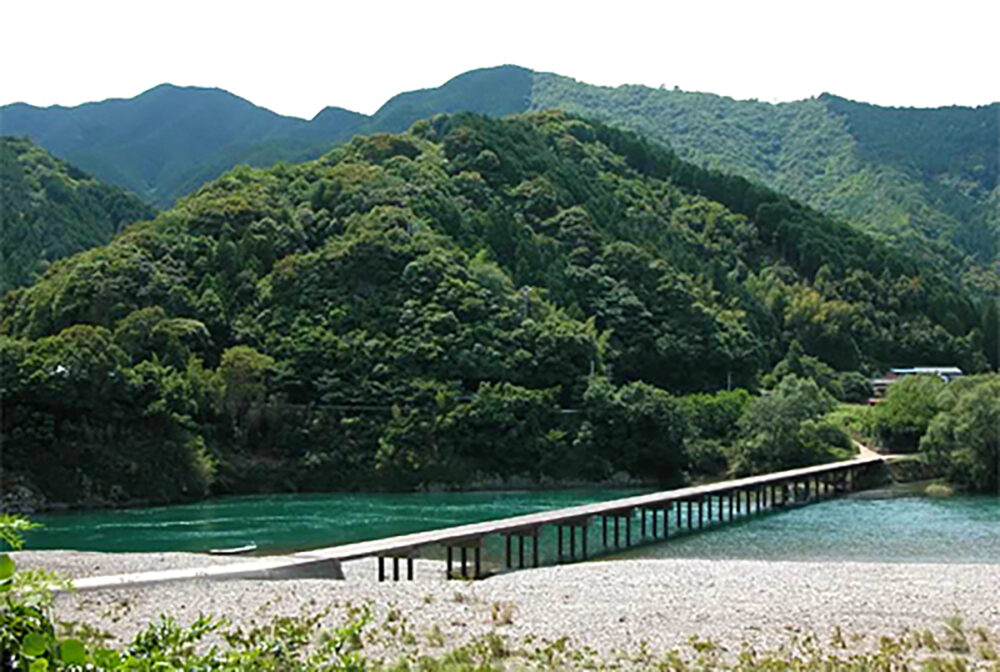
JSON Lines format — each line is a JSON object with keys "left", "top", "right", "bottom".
{"left": 873, "top": 375, "right": 945, "bottom": 452}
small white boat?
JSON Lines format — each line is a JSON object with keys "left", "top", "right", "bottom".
{"left": 208, "top": 543, "right": 258, "bottom": 555}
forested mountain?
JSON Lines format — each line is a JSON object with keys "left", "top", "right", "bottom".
{"left": 6, "top": 66, "right": 994, "bottom": 279}
{"left": 0, "top": 68, "right": 527, "bottom": 209}
{"left": 368, "top": 65, "right": 532, "bottom": 133}
{"left": 0, "top": 137, "right": 156, "bottom": 292}
{"left": 4, "top": 66, "right": 996, "bottom": 289}
{"left": 0, "top": 84, "right": 368, "bottom": 208}
{"left": 530, "top": 74, "right": 1000, "bottom": 282}
{"left": 1, "top": 113, "right": 990, "bottom": 506}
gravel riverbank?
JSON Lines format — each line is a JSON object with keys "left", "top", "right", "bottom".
{"left": 13, "top": 551, "right": 1000, "bottom": 661}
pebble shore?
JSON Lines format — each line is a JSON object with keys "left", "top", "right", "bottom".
{"left": 13, "top": 550, "right": 1000, "bottom": 660}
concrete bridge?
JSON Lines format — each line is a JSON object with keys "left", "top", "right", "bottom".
{"left": 73, "top": 455, "right": 884, "bottom": 590}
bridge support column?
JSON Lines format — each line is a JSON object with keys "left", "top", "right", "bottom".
{"left": 379, "top": 549, "right": 418, "bottom": 582}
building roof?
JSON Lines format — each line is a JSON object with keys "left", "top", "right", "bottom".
{"left": 889, "top": 367, "right": 963, "bottom": 376}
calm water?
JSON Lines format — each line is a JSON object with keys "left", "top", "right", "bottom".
{"left": 21, "top": 489, "right": 1000, "bottom": 565}
{"left": 622, "top": 492, "right": 1000, "bottom": 564}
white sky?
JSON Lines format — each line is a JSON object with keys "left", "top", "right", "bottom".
{"left": 2, "top": 0, "right": 997, "bottom": 119}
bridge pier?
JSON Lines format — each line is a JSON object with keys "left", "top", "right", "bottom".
{"left": 504, "top": 528, "right": 540, "bottom": 570}
{"left": 556, "top": 519, "right": 593, "bottom": 563}
{"left": 640, "top": 506, "right": 665, "bottom": 539}
{"left": 378, "top": 548, "right": 418, "bottom": 582}
{"left": 445, "top": 539, "right": 483, "bottom": 580}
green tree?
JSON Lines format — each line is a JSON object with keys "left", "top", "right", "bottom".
{"left": 921, "top": 376, "right": 1000, "bottom": 493}
{"left": 873, "top": 375, "right": 946, "bottom": 452}
{"left": 761, "top": 340, "right": 842, "bottom": 398}
{"left": 218, "top": 346, "right": 275, "bottom": 446}
{"left": 578, "top": 377, "right": 689, "bottom": 482}
{"left": 731, "top": 376, "right": 841, "bottom": 475}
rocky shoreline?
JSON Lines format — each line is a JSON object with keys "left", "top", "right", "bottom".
{"left": 13, "top": 551, "right": 1000, "bottom": 661}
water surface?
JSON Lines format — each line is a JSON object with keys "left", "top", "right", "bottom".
{"left": 23, "top": 488, "right": 645, "bottom": 554}
{"left": 22, "top": 489, "right": 1000, "bottom": 565}
{"left": 621, "top": 493, "right": 1000, "bottom": 564}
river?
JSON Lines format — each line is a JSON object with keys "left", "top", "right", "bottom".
{"left": 22, "top": 488, "right": 646, "bottom": 554}
{"left": 21, "top": 488, "right": 999, "bottom": 565}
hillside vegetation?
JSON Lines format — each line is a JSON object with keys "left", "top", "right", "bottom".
{"left": 0, "top": 137, "right": 156, "bottom": 292}
{"left": 530, "top": 73, "right": 1000, "bottom": 282}
{"left": 4, "top": 66, "right": 995, "bottom": 287}
{"left": 0, "top": 112, "right": 991, "bottom": 506}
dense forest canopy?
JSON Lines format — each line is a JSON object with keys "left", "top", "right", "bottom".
{"left": 529, "top": 73, "right": 1000, "bottom": 282}
{"left": 0, "top": 137, "right": 156, "bottom": 292}
{"left": 4, "top": 66, "right": 996, "bottom": 292}
{"left": 0, "top": 112, "right": 992, "bottom": 506}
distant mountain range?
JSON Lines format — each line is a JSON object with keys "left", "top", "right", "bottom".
{"left": 0, "top": 67, "right": 533, "bottom": 209}
{"left": 2, "top": 65, "right": 997, "bottom": 280}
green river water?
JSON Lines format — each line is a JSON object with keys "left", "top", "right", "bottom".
{"left": 23, "top": 489, "right": 644, "bottom": 555}
{"left": 22, "top": 489, "right": 1000, "bottom": 565}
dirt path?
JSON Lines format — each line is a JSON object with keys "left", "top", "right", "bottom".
{"left": 853, "top": 440, "right": 881, "bottom": 459}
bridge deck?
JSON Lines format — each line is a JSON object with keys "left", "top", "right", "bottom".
{"left": 297, "top": 455, "right": 882, "bottom": 561}
{"left": 72, "top": 455, "right": 882, "bottom": 590}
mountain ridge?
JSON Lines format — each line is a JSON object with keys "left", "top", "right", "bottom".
{"left": 2, "top": 65, "right": 997, "bottom": 283}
